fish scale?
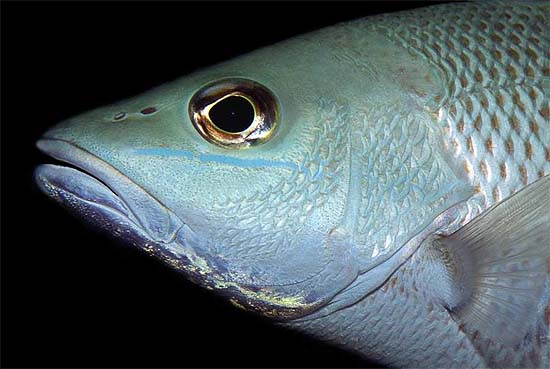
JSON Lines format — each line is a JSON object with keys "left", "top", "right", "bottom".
{"left": 377, "top": 2, "right": 550, "bottom": 365}
{"left": 368, "top": 1, "right": 549, "bottom": 209}
{"left": 294, "top": 244, "right": 547, "bottom": 369}
{"left": 212, "top": 98, "right": 349, "bottom": 261}
{"left": 293, "top": 3, "right": 549, "bottom": 368}
{"left": 294, "top": 255, "right": 484, "bottom": 368}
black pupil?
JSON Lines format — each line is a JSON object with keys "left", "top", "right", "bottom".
{"left": 209, "top": 96, "right": 255, "bottom": 133}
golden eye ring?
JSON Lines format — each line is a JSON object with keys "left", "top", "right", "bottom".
{"left": 189, "top": 78, "right": 279, "bottom": 149}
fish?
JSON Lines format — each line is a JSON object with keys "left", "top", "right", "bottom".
{"left": 34, "top": 1, "right": 550, "bottom": 368}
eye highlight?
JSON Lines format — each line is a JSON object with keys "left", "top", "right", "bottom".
{"left": 189, "top": 78, "right": 279, "bottom": 149}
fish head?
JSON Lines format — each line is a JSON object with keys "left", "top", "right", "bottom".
{"left": 35, "top": 23, "right": 465, "bottom": 319}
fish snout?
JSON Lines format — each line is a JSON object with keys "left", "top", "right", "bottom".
{"left": 36, "top": 138, "right": 184, "bottom": 244}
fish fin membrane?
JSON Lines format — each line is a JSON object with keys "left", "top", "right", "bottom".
{"left": 435, "top": 175, "right": 550, "bottom": 346}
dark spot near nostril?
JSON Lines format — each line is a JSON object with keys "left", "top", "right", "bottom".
{"left": 113, "top": 112, "right": 126, "bottom": 121}
{"left": 140, "top": 106, "right": 157, "bottom": 115}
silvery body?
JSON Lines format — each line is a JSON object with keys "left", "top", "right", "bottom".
{"left": 35, "top": 2, "right": 549, "bottom": 368}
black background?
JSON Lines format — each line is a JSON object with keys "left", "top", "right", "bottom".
{"left": 2, "top": 2, "right": 446, "bottom": 368}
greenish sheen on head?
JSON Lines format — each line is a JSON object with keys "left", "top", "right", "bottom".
{"left": 35, "top": 19, "right": 468, "bottom": 319}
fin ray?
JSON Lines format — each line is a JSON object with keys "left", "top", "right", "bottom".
{"left": 434, "top": 175, "right": 550, "bottom": 346}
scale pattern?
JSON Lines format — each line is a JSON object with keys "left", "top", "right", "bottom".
{"left": 294, "top": 251, "right": 484, "bottom": 368}
{"left": 334, "top": 2, "right": 550, "bottom": 367}
{"left": 212, "top": 99, "right": 349, "bottom": 260}
{"left": 294, "top": 246, "right": 549, "bottom": 368}
{"left": 293, "top": 3, "right": 549, "bottom": 368}
{"left": 352, "top": 106, "right": 462, "bottom": 261}
{"left": 370, "top": 1, "right": 549, "bottom": 209}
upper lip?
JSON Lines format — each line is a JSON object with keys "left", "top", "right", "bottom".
{"left": 36, "top": 138, "right": 184, "bottom": 243}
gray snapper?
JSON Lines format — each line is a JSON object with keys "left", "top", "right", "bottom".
{"left": 35, "top": 2, "right": 550, "bottom": 368}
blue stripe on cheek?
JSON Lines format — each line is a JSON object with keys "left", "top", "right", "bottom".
{"left": 197, "top": 154, "right": 297, "bottom": 169}
{"left": 132, "top": 148, "right": 297, "bottom": 170}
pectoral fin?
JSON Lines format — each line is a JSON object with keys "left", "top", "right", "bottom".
{"left": 429, "top": 175, "right": 550, "bottom": 346}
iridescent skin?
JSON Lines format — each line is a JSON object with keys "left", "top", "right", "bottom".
{"left": 35, "top": 2, "right": 549, "bottom": 368}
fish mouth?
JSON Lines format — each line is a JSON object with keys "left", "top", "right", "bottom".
{"left": 35, "top": 138, "right": 184, "bottom": 245}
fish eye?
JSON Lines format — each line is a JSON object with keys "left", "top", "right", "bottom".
{"left": 189, "top": 78, "right": 279, "bottom": 149}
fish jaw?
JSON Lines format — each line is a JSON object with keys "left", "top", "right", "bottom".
{"left": 34, "top": 138, "right": 333, "bottom": 320}
{"left": 35, "top": 164, "right": 138, "bottom": 228}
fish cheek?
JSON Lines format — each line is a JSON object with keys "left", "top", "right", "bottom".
{"left": 171, "top": 99, "right": 363, "bottom": 316}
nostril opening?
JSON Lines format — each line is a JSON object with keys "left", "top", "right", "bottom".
{"left": 113, "top": 112, "right": 127, "bottom": 121}
{"left": 140, "top": 106, "right": 157, "bottom": 115}
{"left": 111, "top": 107, "right": 158, "bottom": 122}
